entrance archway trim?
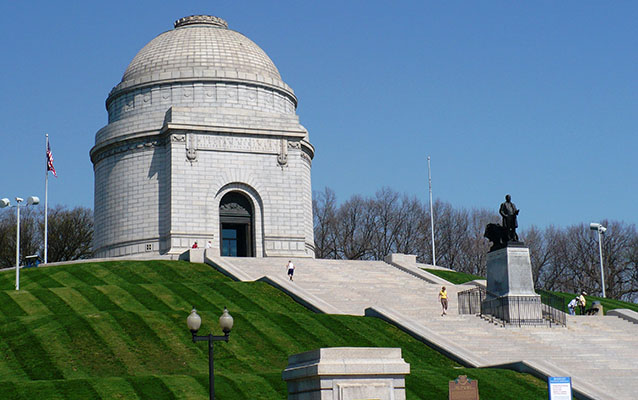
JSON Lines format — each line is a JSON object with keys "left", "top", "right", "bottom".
{"left": 213, "top": 182, "right": 264, "bottom": 257}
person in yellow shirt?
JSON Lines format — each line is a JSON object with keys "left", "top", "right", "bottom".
{"left": 578, "top": 291, "right": 587, "bottom": 315}
{"left": 438, "top": 286, "right": 448, "bottom": 316}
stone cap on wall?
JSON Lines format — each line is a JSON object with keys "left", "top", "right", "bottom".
{"left": 283, "top": 347, "right": 410, "bottom": 380}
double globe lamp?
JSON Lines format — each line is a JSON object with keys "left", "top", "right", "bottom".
{"left": 1, "top": 196, "right": 40, "bottom": 290}
{"left": 187, "top": 307, "right": 234, "bottom": 400}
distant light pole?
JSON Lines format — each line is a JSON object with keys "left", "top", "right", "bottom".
{"left": 427, "top": 156, "right": 436, "bottom": 266}
{"left": 1, "top": 196, "right": 40, "bottom": 290}
{"left": 187, "top": 307, "right": 234, "bottom": 400}
{"left": 589, "top": 222, "right": 607, "bottom": 298}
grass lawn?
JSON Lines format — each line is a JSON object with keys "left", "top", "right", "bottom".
{"left": 424, "top": 269, "right": 484, "bottom": 285}
{"left": 0, "top": 260, "right": 548, "bottom": 399}
{"left": 425, "top": 268, "right": 638, "bottom": 315}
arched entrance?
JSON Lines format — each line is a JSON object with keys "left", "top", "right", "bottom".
{"left": 219, "top": 191, "right": 254, "bottom": 257}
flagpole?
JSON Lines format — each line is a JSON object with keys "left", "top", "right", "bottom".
{"left": 44, "top": 134, "right": 49, "bottom": 264}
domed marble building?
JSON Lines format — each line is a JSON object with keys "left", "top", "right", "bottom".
{"left": 90, "top": 15, "right": 315, "bottom": 258}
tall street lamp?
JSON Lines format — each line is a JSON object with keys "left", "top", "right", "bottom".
{"left": 590, "top": 222, "right": 607, "bottom": 298}
{"left": 187, "top": 307, "right": 234, "bottom": 400}
{"left": 1, "top": 196, "right": 40, "bottom": 290}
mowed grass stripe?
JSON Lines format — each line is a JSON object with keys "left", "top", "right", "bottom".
{"left": 160, "top": 375, "right": 209, "bottom": 399}
{"left": 85, "top": 312, "right": 155, "bottom": 375}
{"left": 172, "top": 262, "right": 228, "bottom": 281}
{"left": 46, "top": 270, "right": 90, "bottom": 287}
{"left": 142, "top": 283, "right": 191, "bottom": 310}
{"left": 215, "top": 374, "right": 248, "bottom": 399}
{"left": 137, "top": 312, "right": 205, "bottom": 372}
{"left": 8, "top": 291, "right": 51, "bottom": 316}
{"left": 163, "top": 283, "right": 216, "bottom": 310}
{"left": 214, "top": 313, "right": 286, "bottom": 372}
{"left": 0, "top": 331, "right": 31, "bottom": 381}
{"left": 129, "top": 376, "right": 177, "bottom": 400}
{"left": 268, "top": 312, "right": 330, "bottom": 351}
{"left": 210, "top": 282, "right": 273, "bottom": 314}
{"left": 260, "top": 371, "right": 288, "bottom": 399}
{"left": 91, "top": 376, "right": 140, "bottom": 399}
{"left": 53, "top": 313, "right": 127, "bottom": 377}
{"left": 21, "top": 269, "right": 69, "bottom": 289}
{"left": 120, "top": 283, "right": 174, "bottom": 311}
{"left": 54, "top": 378, "right": 101, "bottom": 399}
{"left": 50, "top": 287, "right": 100, "bottom": 315}
{"left": 0, "top": 381, "right": 24, "bottom": 400}
{"left": 109, "top": 311, "right": 191, "bottom": 375}
{"left": 95, "top": 285, "right": 151, "bottom": 312}
{"left": 63, "top": 265, "right": 109, "bottom": 286}
{"left": 29, "top": 289, "right": 74, "bottom": 315}
{"left": 73, "top": 286, "right": 123, "bottom": 311}
{"left": 26, "top": 313, "right": 83, "bottom": 380}
{"left": 131, "top": 262, "right": 193, "bottom": 284}
{"left": 14, "top": 381, "right": 63, "bottom": 400}
{"left": 222, "top": 372, "right": 283, "bottom": 399}
{"left": 1, "top": 318, "right": 64, "bottom": 380}
{"left": 0, "top": 291, "right": 28, "bottom": 316}
{"left": 82, "top": 263, "right": 132, "bottom": 286}
{"left": 0, "top": 271, "right": 16, "bottom": 291}
{"left": 109, "top": 263, "right": 153, "bottom": 284}
{"left": 181, "top": 283, "right": 237, "bottom": 311}
{"left": 227, "top": 281, "right": 311, "bottom": 313}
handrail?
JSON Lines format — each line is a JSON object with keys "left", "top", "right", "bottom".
{"left": 458, "top": 287, "right": 566, "bottom": 327}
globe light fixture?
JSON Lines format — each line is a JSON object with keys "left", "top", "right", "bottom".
{"left": 1, "top": 196, "right": 40, "bottom": 290}
{"left": 589, "top": 222, "right": 607, "bottom": 298}
{"left": 187, "top": 307, "right": 233, "bottom": 400}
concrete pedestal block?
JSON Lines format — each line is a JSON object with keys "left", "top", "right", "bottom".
{"left": 486, "top": 245, "right": 536, "bottom": 297}
{"left": 282, "top": 347, "right": 410, "bottom": 400}
{"left": 384, "top": 253, "right": 417, "bottom": 266}
{"left": 178, "top": 248, "right": 204, "bottom": 263}
{"left": 485, "top": 244, "right": 543, "bottom": 323}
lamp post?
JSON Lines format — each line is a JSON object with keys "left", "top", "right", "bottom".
{"left": 589, "top": 222, "right": 607, "bottom": 298}
{"left": 1, "top": 196, "right": 40, "bottom": 290}
{"left": 187, "top": 307, "right": 234, "bottom": 400}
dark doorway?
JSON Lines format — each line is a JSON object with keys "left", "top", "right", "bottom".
{"left": 219, "top": 192, "right": 253, "bottom": 257}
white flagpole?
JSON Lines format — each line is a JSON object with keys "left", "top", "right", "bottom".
{"left": 44, "top": 134, "right": 49, "bottom": 264}
{"left": 428, "top": 156, "right": 436, "bottom": 266}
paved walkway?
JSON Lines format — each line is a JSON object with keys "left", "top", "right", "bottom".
{"left": 208, "top": 256, "right": 638, "bottom": 400}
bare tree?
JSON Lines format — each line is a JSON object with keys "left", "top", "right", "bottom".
{"left": 311, "top": 186, "right": 638, "bottom": 301}
{"left": 335, "top": 195, "right": 376, "bottom": 260}
{"left": 520, "top": 225, "right": 551, "bottom": 288}
{"left": 0, "top": 207, "right": 40, "bottom": 268}
{"left": 313, "top": 188, "right": 338, "bottom": 259}
{"left": 40, "top": 206, "right": 93, "bottom": 262}
{"left": 369, "top": 187, "right": 402, "bottom": 260}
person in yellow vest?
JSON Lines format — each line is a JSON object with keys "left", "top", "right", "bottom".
{"left": 578, "top": 291, "right": 587, "bottom": 315}
{"left": 438, "top": 286, "right": 448, "bottom": 316}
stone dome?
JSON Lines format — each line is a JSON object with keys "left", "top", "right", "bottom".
{"left": 109, "top": 15, "right": 292, "bottom": 98}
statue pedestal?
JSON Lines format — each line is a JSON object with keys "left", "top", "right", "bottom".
{"left": 484, "top": 244, "right": 543, "bottom": 324}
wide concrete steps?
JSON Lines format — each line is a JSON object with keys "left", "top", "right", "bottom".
{"left": 208, "top": 256, "right": 638, "bottom": 400}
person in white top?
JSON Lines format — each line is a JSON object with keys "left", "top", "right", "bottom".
{"left": 567, "top": 297, "right": 578, "bottom": 315}
{"left": 287, "top": 261, "right": 295, "bottom": 281}
{"left": 205, "top": 241, "right": 212, "bottom": 249}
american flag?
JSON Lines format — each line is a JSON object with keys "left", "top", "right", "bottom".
{"left": 47, "top": 141, "right": 57, "bottom": 177}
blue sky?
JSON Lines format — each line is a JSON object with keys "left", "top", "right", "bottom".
{"left": 1, "top": 1, "right": 636, "bottom": 230}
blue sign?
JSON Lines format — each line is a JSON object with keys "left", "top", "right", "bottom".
{"left": 548, "top": 377, "right": 572, "bottom": 400}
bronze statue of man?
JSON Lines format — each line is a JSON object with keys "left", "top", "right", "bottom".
{"left": 499, "top": 194, "right": 519, "bottom": 241}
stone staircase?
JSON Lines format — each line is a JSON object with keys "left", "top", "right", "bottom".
{"left": 207, "top": 256, "right": 638, "bottom": 400}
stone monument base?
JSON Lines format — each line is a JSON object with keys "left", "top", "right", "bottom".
{"left": 484, "top": 243, "right": 543, "bottom": 324}
{"left": 282, "top": 347, "right": 410, "bottom": 400}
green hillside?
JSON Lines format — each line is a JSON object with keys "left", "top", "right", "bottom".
{"left": 0, "top": 260, "right": 547, "bottom": 399}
